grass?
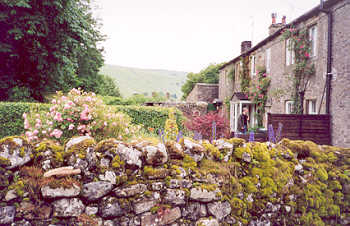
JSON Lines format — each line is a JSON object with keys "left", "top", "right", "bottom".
{"left": 99, "top": 64, "right": 187, "bottom": 98}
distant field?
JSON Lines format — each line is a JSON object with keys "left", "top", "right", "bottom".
{"left": 100, "top": 64, "right": 188, "bottom": 98}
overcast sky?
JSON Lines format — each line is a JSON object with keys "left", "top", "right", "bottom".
{"left": 94, "top": 0, "right": 321, "bottom": 72}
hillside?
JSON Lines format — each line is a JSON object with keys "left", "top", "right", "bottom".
{"left": 100, "top": 64, "right": 188, "bottom": 98}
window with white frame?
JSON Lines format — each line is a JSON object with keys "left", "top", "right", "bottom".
{"left": 251, "top": 55, "right": 256, "bottom": 76}
{"left": 266, "top": 48, "right": 271, "bottom": 73}
{"left": 285, "top": 100, "right": 294, "bottom": 114}
{"left": 307, "top": 99, "right": 317, "bottom": 114}
{"left": 309, "top": 26, "right": 317, "bottom": 57}
{"left": 285, "top": 39, "right": 295, "bottom": 66}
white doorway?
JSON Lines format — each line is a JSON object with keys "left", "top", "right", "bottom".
{"left": 230, "top": 101, "right": 256, "bottom": 132}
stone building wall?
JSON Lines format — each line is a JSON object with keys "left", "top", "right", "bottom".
{"left": 186, "top": 83, "right": 219, "bottom": 103}
{"left": 218, "top": 65, "right": 235, "bottom": 102}
{"left": 329, "top": 0, "right": 350, "bottom": 147}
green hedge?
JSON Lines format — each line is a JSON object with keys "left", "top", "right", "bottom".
{"left": 101, "top": 96, "right": 134, "bottom": 105}
{"left": 101, "top": 95, "right": 166, "bottom": 106}
{"left": 112, "top": 105, "right": 185, "bottom": 133}
{"left": 0, "top": 102, "right": 50, "bottom": 138}
{"left": 0, "top": 102, "right": 185, "bottom": 138}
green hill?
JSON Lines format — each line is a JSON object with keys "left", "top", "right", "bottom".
{"left": 100, "top": 64, "right": 188, "bottom": 98}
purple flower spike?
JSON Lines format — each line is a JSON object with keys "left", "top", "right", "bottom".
{"left": 249, "top": 131, "right": 255, "bottom": 142}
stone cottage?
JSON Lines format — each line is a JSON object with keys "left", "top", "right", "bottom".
{"left": 186, "top": 83, "right": 219, "bottom": 103}
{"left": 218, "top": 0, "right": 350, "bottom": 147}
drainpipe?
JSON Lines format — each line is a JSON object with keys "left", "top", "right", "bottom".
{"left": 320, "top": 0, "right": 333, "bottom": 114}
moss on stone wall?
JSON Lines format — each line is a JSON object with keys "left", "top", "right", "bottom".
{"left": 0, "top": 135, "right": 349, "bottom": 225}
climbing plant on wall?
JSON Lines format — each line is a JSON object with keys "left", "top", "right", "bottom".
{"left": 248, "top": 67, "right": 271, "bottom": 127}
{"left": 228, "top": 68, "right": 235, "bottom": 81}
{"left": 282, "top": 27, "right": 316, "bottom": 114}
{"left": 239, "top": 56, "right": 250, "bottom": 93}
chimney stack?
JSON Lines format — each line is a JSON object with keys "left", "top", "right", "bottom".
{"left": 282, "top": 15, "right": 286, "bottom": 25}
{"left": 269, "top": 13, "right": 286, "bottom": 35}
{"left": 241, "top": 41, "right": 252, "bottom": 53}
{"left": 271, "top": 13, "right": 277, "bottom": 24}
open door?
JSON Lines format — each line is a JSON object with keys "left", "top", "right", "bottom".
{"left": 230, "top": 101, "right": 257, "bottom": 132}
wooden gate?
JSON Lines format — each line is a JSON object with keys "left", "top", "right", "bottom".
{"left": 267, "top": 113, "right": 331, "bottom": 145}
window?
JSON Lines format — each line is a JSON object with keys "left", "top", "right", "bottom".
{"left": 306, "top": 99, "right": 317, "bottom": 114}
{"left": 235, "top": 63, "right": 240, "bottom": 82}
{"left": 266, "top": 48, "right": 271, "bottom": 73}
{"left": 285, "top": 100, "right": 294, "bottom": 114}
{"left": 285, "top": 39, "right": 295, "bottom": 66}
{"left": 309, "top": 26, "right": 317, "bottom": 57}
{"left": 251, "top": 55, "right": 256, "bottom": 76}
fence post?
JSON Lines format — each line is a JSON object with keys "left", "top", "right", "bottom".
{"left": 299, "top": 114, "right": 303, "bottom": 139}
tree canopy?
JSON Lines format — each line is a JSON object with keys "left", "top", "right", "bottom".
{"left": 0, "top": 0, "right": 118, "bottom": 101}
{"left": 181, "top": 63, "right": 224, "bottom": 100}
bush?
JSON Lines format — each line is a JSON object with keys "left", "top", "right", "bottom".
{"left": 0, "top": 102, "right": 50, "bottom": 138}
{"left": 102, "top": 94, "right": 167, "bottom": 106}
{"left": 101, "top": 96, "right": 134, "bottom": 106}
{"left": 185, "top": 111, "right": 228, "bottom": 139}
{"left": 7, "top": 86, "right": 37, "bottom": 102}
{"left": 23, "top": 89, "right": 139, "bottom": 142}
{"left": 94, "top": 74, "right": 121, "bottom": 97}
{"left": 164, "top": 108, "right": 179, "bottom": 140}
{"left": 0, "top": 99, "right": 185, "bottom": 140}
{"left": 112, "top": 105, "right": 185, "bottom": 134}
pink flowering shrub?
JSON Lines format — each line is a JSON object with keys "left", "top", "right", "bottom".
{"left": 248, "top": 68, "right": 271, "bottom": 127}
{"left": 23, "top": 88, "right": 139, "bottom": 142}
{"left": 185, "top": 111, "right": 229, "bottom": 140}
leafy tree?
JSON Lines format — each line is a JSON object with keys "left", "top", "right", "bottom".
{"left": 0, "top": 0, "right": 105, "bottom": 101}
{"left": 181, "top": 63, "right": 224, "bottom": 100}
{"left": 95, "top": 74, "right": 121, "bottom": 97}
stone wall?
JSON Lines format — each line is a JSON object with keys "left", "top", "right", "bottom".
{"left": 0, "top": 136, "right": 349, "bottom": 226}
{"left": 159, "top": 102, "right": 208, "bottom": 118}
{"left": 186, "top": 83, "right": 218, "bottom": 103}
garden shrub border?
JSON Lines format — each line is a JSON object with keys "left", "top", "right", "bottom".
{"left": 0, "top": 102, "right": 185, "bottom": 139}
{"left": 112, "top": 105, "right": 185, "bottom": 132}
{"left": 0, "top": 102, "right": 50, "bottom": 138}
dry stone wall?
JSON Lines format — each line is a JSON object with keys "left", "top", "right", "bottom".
{"left": 159, "top": 102, "right": 208, "bottom": 119}
{"left": 0, "top": 135, "right": 349, "bottom": 226}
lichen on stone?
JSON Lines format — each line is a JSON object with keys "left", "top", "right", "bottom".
{"left": 64, "top": 136, "right": 96, "bottom": 160}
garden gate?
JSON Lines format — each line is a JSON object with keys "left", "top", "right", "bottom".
{"left": 267, "top": 113, "right": 331, "bottom": 145}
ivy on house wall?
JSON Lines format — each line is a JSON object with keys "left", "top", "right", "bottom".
{"left": 228, "top": 68, "right": 235, "bottom": 81}
{"left": 282, "top": 27, "right": 316, "bottom": 114}
{"left": 224, "top": 96, "right": 231, "bottom": 115}
{"left": 239, "top": 56, "right": 251, "bottom": 93}
{"left": 238, "top": 55, "right": 270, "bottom": 127}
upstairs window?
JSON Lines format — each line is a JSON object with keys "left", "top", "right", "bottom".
{"left": 309, "top": 26, "right": 317, "bottom": 57}
{"left": 235, "top": 63, "right": 240, "bottom": 82}
{"left": 266, "top": 48, "right": 271, "bottom": 73}
{"left": 251, "top": 55, "right": 256, "bottom": 76}
{"left": 286, "top": 39, "right": 295, "bottom": 66}
{"left": 285, "top": 100, "right": 294, "bottom": 114}
{"left": 306, "top": 99, "right": 317, "bottom": 114}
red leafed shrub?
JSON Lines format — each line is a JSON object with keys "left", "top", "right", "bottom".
{"left": 185, "top": 111, "right": 229, "bottom": 139}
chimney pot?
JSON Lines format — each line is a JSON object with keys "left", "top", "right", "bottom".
{"left": 282, "top": 15, "right": 286, "bottom": 25}
{"left": 241, "top": 41, "right": 252, "bottom": 53}
{"left": 271, "top": 13, "right": 277, "bottom": 24}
